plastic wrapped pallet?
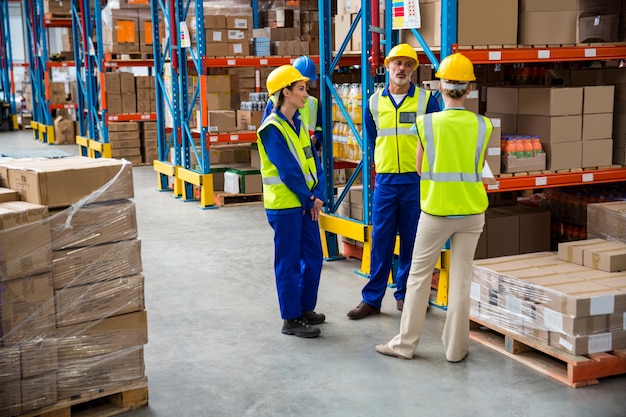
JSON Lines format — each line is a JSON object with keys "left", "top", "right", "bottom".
{"left": 0, "top": 157, "right": 148, "bottom": 416}
{"left": 471, "top": 252, "right": 626, "bottom": 356}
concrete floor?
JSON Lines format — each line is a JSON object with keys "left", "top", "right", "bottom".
{"left": 3, "top": 130, "right": 626, "bottom": 417}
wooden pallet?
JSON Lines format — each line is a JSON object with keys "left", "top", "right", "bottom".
{"left": 18, "top": 379, "right": 148, "bottom": 417}
{"left": 213, "top": 191, "right": 263, "bottom": 207}
{"left": 470, "top": 316, "right": 626, "bottom": 388}
{"left": 104, "top": 52, "right": 154, "bottom": 61}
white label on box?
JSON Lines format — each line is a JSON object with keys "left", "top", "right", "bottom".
{"left": 559, "top": 337, "right": 573, "bottom": 352}
{"left": 213, "top": 32, "right": 222, "bottom": 42}
{"left": 590, "top": 294, "right": 614, "bottom": 315}
{"left": 470, "top": 282, "right": 481, "bottom": 301}
{"left": 233, "top": 44, "right": 243, "bottom": 54}
{"left": 229, "top": 30, "right": 244, "bottom": 40}
{"left": 588, "top": 333, "right": 612, "bottom": 354}
{"left": 506, "top": 295, "right": 522, "bottom": 315}
{"left": 543, "top": 308, "right": 563, "bottom": 332}
{"left": 234, "top": 18, "right": 247, "bottom": 29}
{"left": 488, "top": 147, "right": 501, "bottom": 156}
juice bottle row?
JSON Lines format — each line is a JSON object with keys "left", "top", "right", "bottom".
{"left": 501, "top": 135, "right": 544, "bottom": 159}
{"left": 332, "top": 122, "right": 362, "bottom": 161}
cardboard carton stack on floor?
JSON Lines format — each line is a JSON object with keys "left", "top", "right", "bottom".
{"left": 0, "top": 157, "right": 148, "bottom": 416}
{"left": 109, "top": 121, "right": 143, "bottom": 165}
{"left": 141, "top": 121, "right": 159, "bottom": 164}
{"left": 471, "top": 250, "right": 626, "bottom": 356}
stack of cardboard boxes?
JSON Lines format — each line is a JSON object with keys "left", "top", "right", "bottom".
{"left": 141, "top": 121, "right": 159, "bottom": 164}
{"left": 0, "top": 157, "right": 147, "bottom": 416}
{"left": 486, "top": 85, "right": 614, "bottom": 172}
{"left": 103, "top": 1, "right": 155, "bottom": 54}
{"left": 104, "top": 73, "right": 156, "bottom": 116}
{"left": 108, "top": 121, "right": 143, "bottom": 164}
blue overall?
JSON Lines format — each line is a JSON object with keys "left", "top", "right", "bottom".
{"left": 258, "top": 109, "right": 326, "bottom": 320}
{"left": 361, "top": 83, "right": 440, "bottom": 308}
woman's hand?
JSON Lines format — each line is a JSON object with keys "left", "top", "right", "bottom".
{"left": 310, "top": 195, "right": 324, "bottom": 221}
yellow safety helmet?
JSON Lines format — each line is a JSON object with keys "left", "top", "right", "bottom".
{"left": 384, "top": 43, "right": 418, "bottom": 67}
{"left": 435, "top": 53, "right": 476, "bottom": 82}
{"left": 266, "top": 65, "right": 309, "bottom": 96}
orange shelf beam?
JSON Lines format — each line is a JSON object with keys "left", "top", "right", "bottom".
{"left": 456, "top": 45, "right": 626, "bottom": 64}
{"left": 104, "top": 60, "right": 155, "bottom": 68}
{"left": 43, "top": 16, "right": 71, "bottom": 28}
{"left": 47, "top": 61, "right": 75, "bottom": 69}
{"left": 486, "top": 168, "right": 626, "bottom": 193}
{"left": 200, "top": 55, "right": 361, "bottom": 68}
{"left": 50, "top": 103, "right": 78, "bottom": 110}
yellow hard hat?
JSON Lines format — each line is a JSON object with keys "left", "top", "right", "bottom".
{"left": 384, "top": 43, "right": 418, "bottom": 67}
{"left": 266, "top": 65, "right": 309, "bottom": 96}
{"left": 435, "top": 53, "right": 476, "bottom": 82}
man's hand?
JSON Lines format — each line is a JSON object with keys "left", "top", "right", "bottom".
{"left": 310, "top": 195, "right": 324, "bottom": 221}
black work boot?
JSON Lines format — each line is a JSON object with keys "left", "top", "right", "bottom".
{"left": 301, "top": 310, "right": 326, "bottom": 325}
{"left": 281, "top": 317, "right": 321, "bottom": 338}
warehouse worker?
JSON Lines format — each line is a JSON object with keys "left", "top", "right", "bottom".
{"left": 347, "top": 44, "right": 440, "bottom": 320}
{"left": 257, "top": 65, "right": 327, "bottom": 338}
{"left": 263, "top": 56, "right": 323, "bottom": 153}
{"left": 375, "top": 53, "right": 492, "bottom": 362}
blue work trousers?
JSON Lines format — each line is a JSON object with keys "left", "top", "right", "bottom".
{"left": 362, "top": 182, "right": 421, "bottom": 308}
{"left": 267, "top": 209, "right": 323, "bottom": 320}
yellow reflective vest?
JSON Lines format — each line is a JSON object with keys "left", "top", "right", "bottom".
{"left": 415, "top": 110, "right": 492, "bottom": 216}
{"left": 369, "top": 88, "right": 430, "bottom": 173}
{"left": 257, "top": 113, "right": 319, "bottom": 209}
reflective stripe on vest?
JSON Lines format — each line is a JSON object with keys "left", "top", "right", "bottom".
{"left": 259, "top": 113, "right": 318, "bottom": 187}
{"left": 421, "top": 113, "right": 487, "bottom": 183}
{"left": 370, "top": 88, "right": 427, "bottom": 138}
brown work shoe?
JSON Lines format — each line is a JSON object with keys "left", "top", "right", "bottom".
{"left": 347, "top": 302, "right": 380, "bottom": 320}
{"left": 396, "top": 299, "right": 404, "bottom": 311}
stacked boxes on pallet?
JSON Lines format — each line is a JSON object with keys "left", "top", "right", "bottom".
{"left": 104, "top": 73, "right": 156, "bottom": 116}
{"left": 0, "top": 157, "right": 147, "bottom": 416}
{"left": 102, "top": 1, "right": 154, "bottom": 54}
{"left": 141, "top": 121, "right": 159, "bottom": 164}
{"left": 109, "top": 121, "right": 143, "bottom": 165}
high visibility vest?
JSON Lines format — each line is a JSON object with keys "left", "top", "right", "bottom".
{"left": 269, "top": 95, "right": 318, "bottom": 136}
{"left": 369, "top": 88, "right": 430, "bottom": 174}
{"left": 257, "top": 113, "right": 319, "bottom": 209}
{"left": 416, "top": 110, "right": 492, "bottom": 216}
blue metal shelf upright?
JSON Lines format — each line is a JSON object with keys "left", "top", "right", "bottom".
{"left": 73, "top": 0, "right": 109, "bottom": 158}
{"left": 23, "top": 0, "right": 53, "bottom": 142}
{"left": 0, "top": 0, "right": 18, "bottom": 130}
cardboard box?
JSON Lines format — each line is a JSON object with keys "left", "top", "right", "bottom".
{"left": 236, "top": 110, "right": 263, "bottom": 131}
{"left": 54, "top": 116, "right": 75, "bottom": 144}
{"left": 207, "top": 110, "right": 236, "bottom": 133}
{"left": 56, "top": 347, "right": 145, "bottom": 400}
{"left": 205, "top": 42, "right": 229, "bottom": 56}
{"left": 582, "top": 113, "right": 613, "bottom": 141}
{"left": 0, "top": 346, "right": 20, "bottom": 382}
{"left": 485, "top": 112, "right": 516, "bottom": 134}
{"left": 518, "top": 207, "right": 551, "bottom": 254}
{"left": 0, "top": 273, "right": 56, "bottom": 345}
{"left": 103, "top": 9, "right": 139, "bottom": 52}
{"left": 228, "top": 42, "right": 250, "bottom": 56}
{"left": 570, "top": 69, "right": 607, "bottom": 87}
{"left": 5, "top": 157, "right": 134, "bottom": 209}
{"left": 518, "top": 87, "right": 583, "bottom": 116}
{"left": 578, "top": 14, "right": 620, "bottom": 43}
{"left": 20, "top": 339, "right": 58, "bottom": 378}
{"left": 519, "top": 0, "right": 577, "bottom": 11}
{"left": 109, "top": 121, "right": 139, "bottom": 132}
{"left": 204, "top": 14, "right": 227, "bottom": 29}
{"left": 543, "top": 141, "right": 582, "bottom": 170}
{"left": 21, "top": 371, "right": 57, "bottom": 413}
{"left": 206, "top": 92, "right": 232, "bottom": 110}
{"left": 205, "top": 29, "right": 228, "bottom": 43}
{"left": 558, "top": 238, "right": 610, "bottom": 264}
{"left": 486, "top": 87, "right": 518, "bottom": 114}
{"left": 0, "top": 201, "right": 52, "bottom": 282}
{"left": 518, "top": 11, "right": 578, "bottom": 45}
{"left": 227, "top": 15, "right": 252, "bottom": 30}
{"left": 104, "top": 73, "right": 121, "bottom": 94}
{"left": 0, "top": 379, "right": 21, "bottom": 416}
{"left": 52, "top": 239, "right": 143, "bottom": 290}
{"left": 578, "top": 0, "right": 621, "bottom": 16}
{"left": 54, "top": 310, "right": 148, "bottom": 361}
{"left": 502, "top": 153, "right": 546, "bottom": 173}
{"left": 54, "top": 274, "right": 145, "bottom": 327}
{"left": 583, "top": 86, "right": 615, "bottom": 114}
{"left": 585, "top": 246, "right": 626, "bottom": 272}
{"left": 540, "top": 306, "right": 609, "bottom": 335}
{"left": 516, "top": 115, "right": 582, "bottom": 143}
{"left": 582, "top": 138, "right": 613, "bottom": 168}
{"left": 50, "top": 200, "right": 138, "bottom": 251}
{"left": 485, "top": 209, "right": 520, "bottom": 258}
{"left": 458, "top": 0, "right": 518, "bottom": 46}
{"left": 0, "top": 187, "right": 19, "bottom": 203}
{"left": 106, "top": 92, "right": 123, "bottom": 115}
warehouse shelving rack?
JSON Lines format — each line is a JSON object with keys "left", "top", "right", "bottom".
{"left": 0, "top": 1, "right": 19, "bottom": 130}
{"left": 73, "top": 1, "right": 157, "bottom": 159}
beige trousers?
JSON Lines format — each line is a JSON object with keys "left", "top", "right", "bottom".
{"left": 386, "top": 212, "right": 485, "bottom": 361}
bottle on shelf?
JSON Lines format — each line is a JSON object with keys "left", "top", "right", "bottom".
{"left": 531, "top": 136, "right": 543, "bottom": 156}
{"left": 523, "top": 136, "right": 533, "bottom": 158}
